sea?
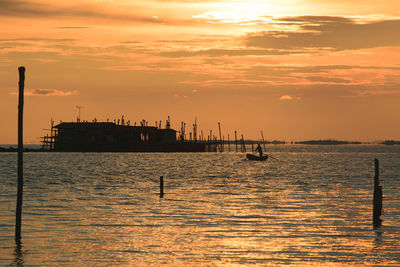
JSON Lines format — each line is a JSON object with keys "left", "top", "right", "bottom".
{"left": 0, "top": 145, "right": 399, "bottom": 266}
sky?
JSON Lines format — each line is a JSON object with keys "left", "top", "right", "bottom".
{"left": 1, "top": 0, "right": 400, "bottom": 143}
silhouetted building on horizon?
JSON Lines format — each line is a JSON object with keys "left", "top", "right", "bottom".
{"left": 48, "top": 121, "right": 217, "bottom": 152}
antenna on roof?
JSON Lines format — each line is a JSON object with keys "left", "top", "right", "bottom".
{"left": 76, "top": 105, "right": 83, "bottom": 122}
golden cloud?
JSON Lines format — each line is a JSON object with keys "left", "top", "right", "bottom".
{"left": 10, "top": 89, "right": 78, "bottom": 96}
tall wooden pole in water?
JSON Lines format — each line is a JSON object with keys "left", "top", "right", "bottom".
{"left": 260, "top": 130, "right": 267, "bottom": 152}
{"left": 373, "top": 158, "right": 382, "bottom": 228}
{"left": 15, "top": 66, "right": 25, "bottom": 242}
{"left": 234, "top": 131, "right": 238, "bottom": 152}
{"left": 218, "top": 122, "right": 223, "bottom": 152}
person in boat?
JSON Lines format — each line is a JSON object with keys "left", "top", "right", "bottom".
{"left": 255, "top": 143, "right": 263, "bottom": 157}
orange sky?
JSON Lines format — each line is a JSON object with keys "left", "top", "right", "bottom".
{"left": 1, "top": 0, "right": 400, "bottom": 143}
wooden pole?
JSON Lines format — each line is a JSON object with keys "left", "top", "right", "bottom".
{"left": 228, "top": 134, "right": 230, "bottom": 152}
{"left": 240, "top": 134, "right": 242, "bottom": 152}
{"left": 218, "top": 122, "right": 223, "bottom": 152}
{"left": 192, "top": 125, "right": 195, "bottom": 142}
{"left": 241, "top": 134, "right": 246, "bottom": 152}
{"left": 15, "top": 66, "right": 25, "bottom": 242}
{"left": 160, "top": 176, "right": 164, "bottom": 198}
{"left": 261, "top": 130, "right": 267, "bottom": 152}
{"left": 234, "top": 130, "right": 238, "bottom": 152}
{"left": 50, "top": 119, "right": 54, "bottom": 151}
{"left": 373, "top": 158, "right": 382, "bottom": 228}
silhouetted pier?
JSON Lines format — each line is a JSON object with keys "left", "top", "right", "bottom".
{"left": 40, "top": 117, "right": 223, "bottom": 152}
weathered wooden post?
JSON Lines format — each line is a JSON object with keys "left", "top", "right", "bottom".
{"left": 228, "top": 134, "right": 230, "bottom": 152}
{"left": 160, "top": 176, "right": 164, "bottom": 198}
{"left": 50, "top": 119, "right": 54, "bottom": 151}
{"left": 241, "top": 134, "right": 246, "bottom": 152}
{"left": 193, "top": 117, "right": 197, "bottom": 142}
{"left": 218, "top": 122, "right": 223, "bottom": 152}
{"left": 235, "top": 131, "right": 238, "bottom": 152}
{"left": 373, "top": 158, "right": 382, "bottom": 228}
{"left": 15, "top": 66, "right": 25, "bottom": 242}
{"left": 261, "top": 130, "right": 267, "bottom": 152}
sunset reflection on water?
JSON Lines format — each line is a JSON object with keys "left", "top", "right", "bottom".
{"left": 1, "top": 145, "right": 400, "bottom": 265}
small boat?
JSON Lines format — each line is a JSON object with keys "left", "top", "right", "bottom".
{"left": 246, "top": 153, "right": 268, "bottom": 161}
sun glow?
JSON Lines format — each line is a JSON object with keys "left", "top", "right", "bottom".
{"left": 193, "top": 2, "right": 282, "bottom": 24}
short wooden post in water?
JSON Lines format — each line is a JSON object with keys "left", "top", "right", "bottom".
{"left": 228, "top": 134, "right": 230, "bottom": 152}
{"left": 241, "top": 134, "right": 246, "bottom": 152}
{"left": 160, "top": 176, "right": 164, "bottom": 198}
{"left": 373, "top": 158, "right": 382, "bottom": 228}
{"left": 15, "top": 66, "right": 25, "bottom": 242}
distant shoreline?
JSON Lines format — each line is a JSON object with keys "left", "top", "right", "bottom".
{"left": 0, "top": 147, "right": 44, "bottom": 152}
{"left": 294, "top": 140, "right": 361, "bottom": 145}
{"left": 292, "top": 139, "right": 400, "bottom": 145}
{"left": 1, "top": 139, "right": 399, "bottom": 152}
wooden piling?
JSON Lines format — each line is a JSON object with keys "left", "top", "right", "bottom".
{"left": 160, "top": 176, "right": 164, "bottom": 198}
{"left": 373, "top": 158, "right": 382, "bottom": 228}
{"left": 193, "top": 117, "right": 197, "bottom": 142}
{"left": 261, "top": 130, "right": 267, "bottom": 152}
{"left": 228, "top": 134, "right": 230, "bottom": 152}
{"left": 234, "top": 131, "right": 238, "bottom": 152}
{"left": 241, "top": 134, "right": 246, "bottom": 152}
{"left": 15, "top": 66, "right": 25, "bottom": 242}
{"left": 50, "top": 119, "right": 55, "bottom": 151}
{"left": 218, "top": 122, "right": 223, "bottom": 152}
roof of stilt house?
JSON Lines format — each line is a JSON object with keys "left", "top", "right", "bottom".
{"left": 54, "top": 122, "right": 177, "bottom": 132}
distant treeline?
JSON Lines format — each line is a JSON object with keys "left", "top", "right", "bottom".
{"left": 381, "top": 140, "right": 400, "bottom": 145}
{"left": 243, "top": 140, "right": 286, "bottom": 145}
{"left": 295, "top": 139, "right": 361, "bottom": 145}
{"left": 0, "top": 146, "right": 43, "bottom": 152}
{"left": 295, "top": 139, "right": 400, "bottom": 145}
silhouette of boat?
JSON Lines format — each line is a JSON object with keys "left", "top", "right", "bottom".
{"left": 246, "top": 153, "right": 268, "bottom": 161}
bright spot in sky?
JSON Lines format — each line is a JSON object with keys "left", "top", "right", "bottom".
{"left": 193, "top": 2, "right": 280, "bottom": 24}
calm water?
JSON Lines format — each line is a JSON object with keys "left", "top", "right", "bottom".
{"left": 0, "top": 145, "right": 399, "bottom": 266}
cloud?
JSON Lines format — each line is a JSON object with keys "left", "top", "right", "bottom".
{"left": 0, "top": 0, "right": 165, "bottom": 24}
{"left": 10, "top": 89, "right": 78, "bottom": 96}
{"left": 280, "top": 95, "right": 301, "bottom": 101}
{"left": 280, "top": 95, "right": 293, "bottom": 101}
{"left": 246, "top": 16, "right": 400, "bottom": 52}
{"left": 158, "top": 48, "right": 301, "bottom": 57}
{"left": 55, "top": 26, "right": 91, "bottom": 29}
{"left": 305, "top": 76, "right": 352, "bottom": 84}
{"left": 0, "top": 38, "right": 76, "bottom": 43}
